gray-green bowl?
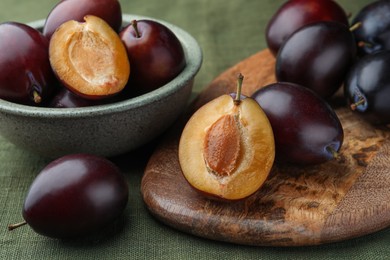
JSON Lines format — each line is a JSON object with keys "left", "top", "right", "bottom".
{"left": 0, "top": 14, "right": 202, "bottom": 158}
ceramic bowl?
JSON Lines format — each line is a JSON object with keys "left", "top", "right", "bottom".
{"left": 0, "top": 14, "right": 202, "bottom": 158}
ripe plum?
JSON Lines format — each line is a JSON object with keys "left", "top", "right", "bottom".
{"left": 252, "top": 82, "right": 344, "bottom": 165}
{"left": 0, "top": 22, "right": 56, "bottom": 105}
{"left": 43, "top": 0, "right": 122, "bottom": 39}
{"left": 179, "top": 75, "right": 275, "bottom": 200}
{"left": 266, "top": 0, "right": 349, "bottom": 56}
{"left": 9, "top": 154, "right": 129, "bottom": 239}
{"left": 275, "top": 21, "right": 356, "bottom": 99}
{"left": 351, "top": 0, "right": 390, "bottom": 56}
{"left": 49, "top": 88, "right": 110, "bottom": 108}
{"left": 344, "top": 50, "right": 390, "bottom": 125}
{"left": 49, "top": 15, "right": 130, "bottom": 100}
{"left": 120, "top": 20, "right": 186, "bottom": 96}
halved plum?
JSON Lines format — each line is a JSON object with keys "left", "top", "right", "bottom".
{"left": 49, "top": 15, "right": 130, "bottom": 100}
{"left": 179, "top": 76, "right": 275, "bottom": 200}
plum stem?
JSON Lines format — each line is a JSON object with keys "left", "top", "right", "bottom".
{"left": 8, "top": 221, "right": 27, "bottom": 231}
{"left": 26, "top": 72, "right": 42, "bottom": 104}
{"left": 33, "top": 90, "right": 42, "bottom": 104}
{"left": 349, "top": 22, "right": 374, "bottom": 49}
{"left": 350, "top": 97, "right": 365, "bottom": 111}
{"left": 234, "top": 73, "right": 244, "bottom": 105}
{"left": 357, "top": 41, "right": 373, "bottom": 48}
{"left": 131, "top": 20, "right": 141, "bottom": 38}
{"left": 326, "top": 146, "right": 340, "bottom": 161}
{"left": 349, "top": 22, "right": 362, "bottom": 32}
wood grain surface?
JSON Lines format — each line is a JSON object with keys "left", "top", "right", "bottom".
{"left": 141, "top": 49, "right": 390, "bottom": 246}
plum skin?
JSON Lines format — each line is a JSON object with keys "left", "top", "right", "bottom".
{"left": 22, "top": 154, "right": 129, "bottom": 239}
{"left": 252, "top": 82, "right": 344, "bottom": 165}
{"left": 266, "top": 0, "right": 349, "bottom": 56}
{"left": 0, "top": 22, "right": 56, "bottom": 105}
{"left": 351, "top": 0, "right": 390, "bottom": 56}
{"left": 119, "top": 20, "right": 186, "bottom": 96}
{"left": 275, "top": 21, "right": 356, "bottom": 99}
{"left": 344, "top": 50, "right": 390, "bottom": 125}
{"left": 43, "top": 0, "right": 122, "bottom": 39}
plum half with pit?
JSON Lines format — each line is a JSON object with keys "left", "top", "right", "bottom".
{"left": 252, "top": 82, "right": 344, "bottom": 165}
{"left": 120, "top": 19, "right": 186, "bottom": 96}
{"left": 179, "top": 74, "right": 275, "bottom": 200}
{"left": 8, "top": 154, "right": 129, "bottom": 239}
{"left": 0, "top": 22, "right": 57, "bottom": 106}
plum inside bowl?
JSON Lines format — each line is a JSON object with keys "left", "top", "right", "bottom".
{"left": 0, "top": 14, "right": 202, "bottom": 158}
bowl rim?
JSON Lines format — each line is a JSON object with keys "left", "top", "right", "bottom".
{"left": 0, "top": 14, "right": 202, "bottom": 118}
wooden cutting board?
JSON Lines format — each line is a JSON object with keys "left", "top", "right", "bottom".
{"left": 140, "top": 49, "right": 390, "bottom": 246}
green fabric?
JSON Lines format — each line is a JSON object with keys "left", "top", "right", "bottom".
{"left": 0, "top": 0, "right": 389, "bottom": 259}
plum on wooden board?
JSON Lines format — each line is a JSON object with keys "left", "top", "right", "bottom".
{"left": 43, "top": 0, "right": 122, "bottom": 39}
{"left": 179, "top": 75, "right": 275, "bottom": 201}
{"left": 351, "top": 0, "right": 390, "bottom": 56}
{"left": 275, "top": 21, "right": 356, "bottom": 99}
{"left": 120, "top": 20, "right": 186, "bottom": 96}
{"left": 0, "top": 22, "right": 57, "bottom": 106}
{"left": 252, "top": 82, "right": 344, "bottom": 165}
{"left": 344, "top": 50, "right": 390, "bottom": 125}
{"left": 266, "top": 0, "right": 349, "bottom": 56}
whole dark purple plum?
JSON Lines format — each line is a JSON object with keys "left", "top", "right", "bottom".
{"left": 344, "top": 50, "right": 390, "bottom": 125}
{"left": 9, "top": 154, "right": 129, "bottom": 239}
{"left": 252, "top": 82, "right": 343, "bottom": 165}
{"left": 275, "top": 21, "right": 356, "bottom": 99}
{"left": 351, "top": 0, "right": 390, "bottom": 56}
{"left": 266, "top": 0, "right": 349, "bottom": 56}
{"left": 0, "top": 22, "right": 56, "bottom": 105}
{"left": 43, "top": 0, "right": 122, "bottom": 39}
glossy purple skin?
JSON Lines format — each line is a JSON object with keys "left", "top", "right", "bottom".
{"left": 22, "top": 154, "right": 129, "bottom": 239}
{"left": 49, "top": 87, "right": 115, "bottom": 108}
{"left": 352, "top": 0, "right": 390, "bottom": 56}
{"left": 266, "top": 0, "right": 349, "bottom": 56}
{"left": 0, "top": 22, "right": 56, "bottom": 105}
{"left": 276, "top": 21, "right": 356, "bottom": 99}
{"left": 43, "top": 0, "right": 122, "bottom": 39}
{"left": 252, "top": 82, "right": 343, "bottom": 165}
{"left": 120, "top": 20, "right": 186, "bottom": 96}
{"left": 344, "top": 50, "right": 390, "bottom": 125}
